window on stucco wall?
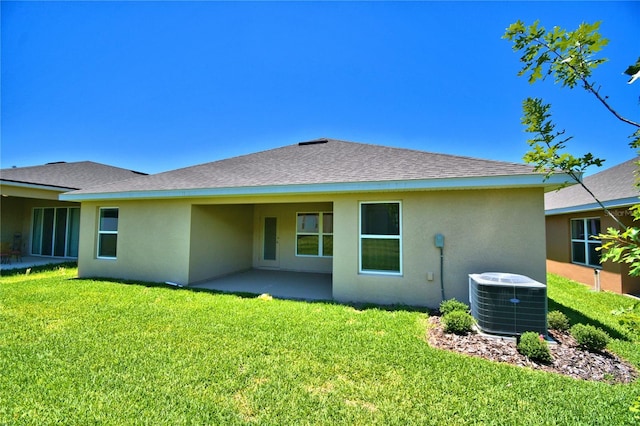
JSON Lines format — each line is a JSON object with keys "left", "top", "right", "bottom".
{"left": 570, "top": 218, "right": 601, "bottom": 268}
{"left": 296, "top": 212, "right": 333, "bottom": 257}
{"left": 97, "top": 208, "right": 119, "bottom": 259}
{"left": 359, "top": 201, "right": 402, "bottom": 275}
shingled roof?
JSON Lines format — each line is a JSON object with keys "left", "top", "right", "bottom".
{"left": 545, "top": 157, "right": 639, "bottom": 215}
{"left": 0, "top": 161, "right": 147, "bottom": 190}
{"left": 61, "top": 139, "right": 570, "bottom": 201}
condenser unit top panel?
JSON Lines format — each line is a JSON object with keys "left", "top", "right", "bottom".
{"left": 469, "top": 272, "right": 546, "bottom": 288}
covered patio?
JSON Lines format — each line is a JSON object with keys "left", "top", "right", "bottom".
{"left": 191, "top": 269, "right": 333, "bottom": 302}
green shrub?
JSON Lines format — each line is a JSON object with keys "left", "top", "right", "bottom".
{"left": 611, "top": 303, "right": 640, "bottom": 335}
{"left": 439, "top": 298, "right": 470, "bottom": 316}
{"left": 570, "top": 323, "right": 610, "bottom": 352}
{"left": 517, "top": 331, "right": 553, "bottom": 363}
{"left": 442, "top": 310, "right": 474, "bottom": 335}
{"left": 547, "top": 310, "right": 570, "bottom": 331}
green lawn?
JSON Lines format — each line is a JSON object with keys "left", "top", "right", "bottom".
{"left": 1, "top": 267, "right": 639, "bottom": 425}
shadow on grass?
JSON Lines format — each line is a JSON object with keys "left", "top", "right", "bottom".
{"left": 78, "top": 276, "right": 431, "bottom": 314}
{"left": 0, "top": 261, "right": 78, "bottom": 277}
{"left": 548, "top": 298, "right": 630, "bottom": 341}
{"left": 10, "top": 268, "right": 629, "bottom": 331}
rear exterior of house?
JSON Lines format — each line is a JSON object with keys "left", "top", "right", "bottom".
{"left": 545, "top": 157, "right": 640, "bottom": 295}
{"left": 62, "top": 139, "right": 569, "bottom": 307}
{"left": 0, "top": 162, "right": 145, "bottom": 260}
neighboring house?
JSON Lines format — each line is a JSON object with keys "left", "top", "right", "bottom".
{"left": 0, "top": 161, "right": 146, "bottom": 260}
{"left": 545, "top": 157, "right": 640, "bottom": 295}
{"left": 60, "top": 138, "right": 571, "bottom": 307}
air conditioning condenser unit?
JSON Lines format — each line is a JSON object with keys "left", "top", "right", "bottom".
{"left": 469, "top": 272, "right": 547, "bottom": 336}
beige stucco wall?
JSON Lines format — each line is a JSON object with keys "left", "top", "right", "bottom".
{"left": 77, "top": 198, "right": 334, "bottom": 284}
{"left": 332, "top": 188, "right": 547, "bottom": 307}
{"left": 1, "top": 197, "right": 26, "bottom": 247}
{"left": 189, "top": 204, "right": 254, "bottom": 283}
{"left": 78, "top": 200, "right": 192, "bottom": 284}
{"left": 75, "top": 188, "right": 546, "bottom": 307}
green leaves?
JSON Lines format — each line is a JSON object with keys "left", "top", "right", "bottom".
{"left": 599, "top": 216, "right": 640, "bottom": 276}
{"left": 505, "top": 19, "right": 639, "bottom": 142}
{"left": 623, "top": 57, "right": 640, "bottom": 83}
{"left": 520, "top": 97, "right": 603, "bottom": 180}
{"left": 503, "top": 20, "right": 609, "bottom": 88}
{"left": 630, "top": 128, "right": 640, "bottom": 150}
{"left": 598, "top": 203, "right": 640, "bottom": 276}
{"left": 506, "top": 19, "right": 640, "bottom": 276}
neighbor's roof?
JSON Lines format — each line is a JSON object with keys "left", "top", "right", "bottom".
{"left": 0, "top": 161, "right": 147, "bottom": 191}
{"left": 545, "top": 157, "right": 639, "bottom": 215}
{"left": 60, "top": 138, "right": 572, "bottom": 201}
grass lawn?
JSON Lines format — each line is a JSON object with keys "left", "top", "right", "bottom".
{"left": 1, "top": 267, "right": 639, "bottom": 425}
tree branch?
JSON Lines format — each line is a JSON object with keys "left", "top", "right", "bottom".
{"left": 537, "top": 125, "right": 628, "bottom": 230}
{"left": 581, "top": 80, "right": 640, "bottom": 128}
{"left": 532, "top": 38, "right": 640, "bottom": 128}
{"left": 574, "top": 175, "right": 627, "bottom": 230}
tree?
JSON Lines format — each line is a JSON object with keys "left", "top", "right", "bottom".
{"left": 503, "top": 20, "right": 640, "bottom": 275}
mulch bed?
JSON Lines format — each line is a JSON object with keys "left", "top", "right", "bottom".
{"left": 427, "top": 316, "right": 637, "bottom": 384}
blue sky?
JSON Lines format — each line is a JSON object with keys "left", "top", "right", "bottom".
{"left": 2, "top": 1, "right": 638, "bottom": 175}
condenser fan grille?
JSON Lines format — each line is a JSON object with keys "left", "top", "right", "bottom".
{"left": 469, "top": 273, "right": 547, "bottom": 336}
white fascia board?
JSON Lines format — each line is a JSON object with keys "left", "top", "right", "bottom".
{"left": 545, "top": 196, "right": 639, "bottom": 216}
{"left": 0, "top": 179, "right": 75, "bottom": 193}
{"left": 60, "top": 173, "right": 572, "bottom": 202}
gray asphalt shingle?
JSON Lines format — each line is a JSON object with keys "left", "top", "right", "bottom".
{"left": 544, "top": 157, "right": 639, "bottom": 212}
{"left": 64, "top": 139, "right": 540, "bottom": 195}
{"left": 0, "top": 161, "right": 146, "bottom": 190}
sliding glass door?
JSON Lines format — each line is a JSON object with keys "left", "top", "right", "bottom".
{"left": 31, "top": 207, "right": 80, "bottom": 258}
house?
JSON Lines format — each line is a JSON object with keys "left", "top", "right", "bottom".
{"left": 0, "top": 161, "right": 146, "bottom": 261}
{"left": 545, "top": 157, "right": 640, "bottom": 295}
{"left": 60, "top": 138, "right": 571, "bottom": 307}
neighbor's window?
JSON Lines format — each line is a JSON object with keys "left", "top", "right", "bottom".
{"left": 98, "top": 208, "right": 119, "bottom": 259}
{"left": 31, "top": 207, "right": 80, "bottom": 258}
{"left": 570, "top": 218, "right": 601, "bottom": 267}
{"left": 359, "top": 202, "right": 401, "bottom": 274}
{"left": 296, "top": 212, "right": 333, "bottom": 257}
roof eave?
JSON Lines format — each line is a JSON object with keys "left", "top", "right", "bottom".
{"left": 545, "top": 196, "right": 639, "bottom": 216}
{"left": 0, "top": 179, "right": 78, "bottom": 193}
{"left": 59, "top": 173, "right": 571, "bottom": 202}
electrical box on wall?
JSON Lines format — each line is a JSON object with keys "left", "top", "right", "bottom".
{"left": 435, "top": 233, "right": 444, "bottom": 248}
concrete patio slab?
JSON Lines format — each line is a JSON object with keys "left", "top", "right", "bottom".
{"left": 1, "top": 256, "right": 73, "bottom": 272}
{"left": 190, "top": 269, "right": 333, "bottom": 301}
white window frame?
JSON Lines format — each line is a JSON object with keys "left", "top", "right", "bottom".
{"left": 295, "top": 211, "right": 333, "bottom": 257}
{"left": 30, "top": 206, "right": 81, "bottom": 258}
{"left": 359, "top": 201, "right": 402, "bottom": 275}
{"left": 97, "top": 207, "right": 119, "bottom": 260}
{"left": 570, "top": 217, "right": 601, "bottom": 268}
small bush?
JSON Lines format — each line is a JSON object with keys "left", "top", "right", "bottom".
{"left": 570, "top": 324, "right": 610, "bottom": 352}
{"left": 442, "top": 310, "right": 474, "bottom": 335}
{"left": 517, "top": 331, "right": 553, "bottom": 363}
{"left": 611, "top": 303, "right": 640, "bottom": 335}
{"left": 547, "top": 310, "right": 570, "bottom": 331}
{"left": 439, "top": 298, "right": 470, "bottom": 316}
